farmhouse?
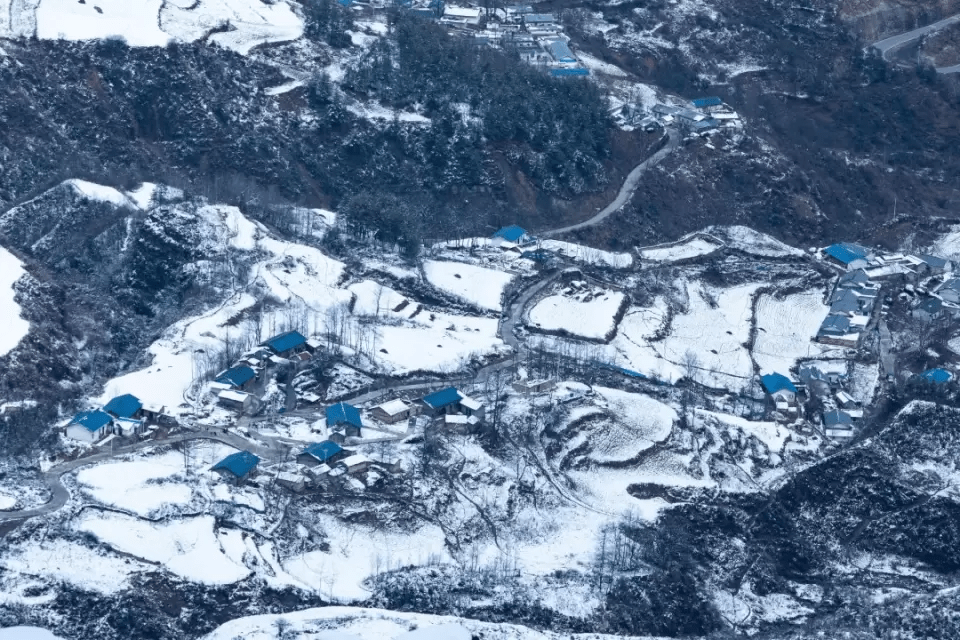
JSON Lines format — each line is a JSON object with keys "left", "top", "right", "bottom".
{"left": 823, "top": 243, "right": 872, "bottom": 270}
{"left": 371, "top": 398, "right": 416, "bottom": 424}
{"left": 548, "top": 39, "right": 576, "bottom": 63}
{"left": 690, "top": 96, "right": 722, "bottom": 109}
{"left": 211, "top": 451, "right": 260, "bottom": 484}
{"left": 760, "top": 373, "right": 797, "bottom": 403}
{"left": 492, "top": 225, "right": 534, "bottom": 248}
{"left": 261, "top": 330, "right": 309, "bottom": 359}
{"left": 912, "top": 298, "right": 947, "bottom": 322}
{"left": 326, "top": 402, "right": 363, "bottom": 442}
{"left": 524, "top": 13, "right": 556, "bottom": 27}
{"left": 276, "top": 472, "right": 308, "bottom": 493}
{"left": 918, "top": 254, "right": 950, "bottom": 274}
{"left": 441, "top": 5, "right": 481, "bottom": 26}
{"left": 422, "top": 387, "right": 464, "bottom": 415}
{"left": 838, "top": 270, "right": 870, "bottom": 288}
{"left": 103, "top": 394, "right": 143, "bottom": 420}
{"left": 297, "top": 440, "right": 346, "bottom": 467}
{"left": 66, "top": 410, "right": 114, "bottom": 443}
{"left": 216, "top": 365, "right": 256, "bottom": 391}
{"left": 218, "top": 390, "right": 253, "bottom": 413}
{"left": 115, "top": 417, "right": 145, "bottom": 437}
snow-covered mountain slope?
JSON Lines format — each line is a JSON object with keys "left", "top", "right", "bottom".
{"left": 2, "top": 0, "right": 303, "bottom": 53}
{"left": 202, "top": 606, "right": 659, "bottom": 640}
{"left": 0, "top": 244, "right": 29, "bottom": 357}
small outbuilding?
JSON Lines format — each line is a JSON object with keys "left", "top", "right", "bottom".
{"left": 492, "top": 225, "right": 533, "bottom": 247}
{"left": 218, "top": 390, "right": 253, "bottom": 413}
{"left": 338, "top": 454, "right": 371, "bottom": 476}
{"left": 216, "top": 365, "right": 257, "bottom": 391}
{"left": 371, "top": 399, "right": 416, "bottom": 424}
{"left": 760, "top": 373, "right": 797, "bottom": 403}
{"left": 422, "top": 387, "right": 464, "bottom": 415}
{"left": 326, "top": 402, "right": 363, "bottom": 438}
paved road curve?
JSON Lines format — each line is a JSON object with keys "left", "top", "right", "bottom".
{"left": 871, "top": 12, "right": 960, "bottom": 74}
{"left": 540, "top": 127, "right": 680, "bottom": 238}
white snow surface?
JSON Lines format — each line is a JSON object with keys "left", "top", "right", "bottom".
{"left": 33, "top": 0, "right": 304, "bottom": 53}
{"left": 423, "top": 260, "right": 514, "bottom": 311}
{"left": 66, "top": 179, "right": 137, "bottom": 207}
{"left": 202, "top": 605, "right": 657, "bottom": 640}
{"left": 708, "top": 225, "right": 804, "bottom": 257}
{"left": 538, "top": 239, "right": 633, "bottom": 268}
{"left": 1, "top": 538, "right": 151, "bottom": 594}
{"left": 639, "top": 235, "right": 722, "bottom": 262}
{"left": 77, "top": 512, "right": 251, "bottom": 584}
{"left": 75, "top": 451, "right": 192, "bottom": 516}
{"left": 0, "top": 245, "right": 29, "bottom": 357}
{"left": 528, "top": 288, "right": 625, "bottom": 340}
{"left": 0, "top": 629, "right": 63, "bottom": 640}
{"left": 753, "top": 289, "right": 833, "bottom": 375}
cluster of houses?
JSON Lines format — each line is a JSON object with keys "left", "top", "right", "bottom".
{"left": 207, "top": 384, "right": 491, "bottom": 492}
{"left": 817, "top": 242, "right": 954, "bottom": 347}
{"left": 645, "top": 97, "right": 741, "bottom": 135}
{"left": 760, "top": 371, "right": 866, "bottom": 442}
{"left": 66, "top": 394, "right": 167, "bottom": 444}
{"left": 211, "top": 330, "right": 323, "bottom": 414}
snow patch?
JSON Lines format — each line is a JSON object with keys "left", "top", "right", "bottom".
{"left": 0, "top": 246, "right": 29, "bottom": 357}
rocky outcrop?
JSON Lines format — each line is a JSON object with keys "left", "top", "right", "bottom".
{"left": 839, "top": 0, "right": 960, "bottom": 42}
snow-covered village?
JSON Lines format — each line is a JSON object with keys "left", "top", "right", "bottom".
{"left": 2, "top": 0, "right": 960, "bottom": 638}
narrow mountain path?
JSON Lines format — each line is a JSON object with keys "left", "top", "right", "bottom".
{"left": 539, "top": 127, "right": 680, "bottom": 237}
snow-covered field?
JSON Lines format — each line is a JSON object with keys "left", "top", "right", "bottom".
{"left": 708, "top": 226, "right": 805, "bottom": 258}
{"left": 753, "top": 289, "right": 832, "bottom": 375}
{"left": 538, "top": 239, "right": 633, "bottom": 268}
{"left": 75, "top": 450, "right": 194, "bottom": 516}
{"left": 29, "top": 0, "right": 303, "bottom": 53}
{"left": 639, "top": 234, "right": 723, "bottom": 262}
{"left": 423, "top": 260, "right": 513, "bottom": 311}
{"left": 0, "top": 245, "right": 29, "bottom": 357}
{"left": 203, "top": 606, "right": 653, "bottom": 640}
{"left": 653, "top": 282, "right": 759, "bottom": 389}
{"left": 77, "top": 512, "right": 251, "bottom": 584}
{"left": 0, "top": 538, "right": 151, "bottom": 594}
{"left": 373, "top": 311, "right": 505, "bottom": 375}
{"left": 527, "top": 286, "right": 625, "bottom": 340}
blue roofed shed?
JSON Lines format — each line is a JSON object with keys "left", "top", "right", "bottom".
{"left": 298, "top": 440, "right": 345, "bottom": 466}
{"left": 548, "top": 40, "right": 576, "bottom": 63}
{"left": 691, "top": 97, "right": 722, "bottom": 108}
{"left": 761, "top": 373, "right": 797, "bottom": 398}
{"left": 423, "top": 387, "right": 463, "bottom": 413}
{"left": 920, "top": 368, "right": 953, "bottom": 384}
{"left": 211, "top": 451, "right": 260, "bottom": 482}
{"left": 216, "top": 365, "right": 256, "bottom": 390}
{"left": 551, "top": 68, "right": 589, "bottom": 77}
{"left": 70, "top": 410, "right": 113, "bottom": 432}
{"left": 262, "top": 330, "right": 308, "bottom": 357}
{"left": 492, "top": 225, "right": 531, "bottom": 244}
{"left": 103, "top": 394, "right": 142, "bottom": 419}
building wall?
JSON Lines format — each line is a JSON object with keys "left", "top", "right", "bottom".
{"left": 65, "top": 424, "right": 99, "bottom": 443}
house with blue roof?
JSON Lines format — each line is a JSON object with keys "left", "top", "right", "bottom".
{"left": 823, "top": 243, "right": 872, "bottom": 270}
{"left": 492, "top": 225, "right": 533, "bottom": 247}
{"left": 919, "top": 368, "right": 953, "bottom": 385}
{"left": 261, "top": 330, "right": 308, "bottom": 358}
{"left": 326, "top": 402, "right": 362, "bottom": 442}
{"left": 691, "top": 97, "right": 723, "bottom": 109}
{"left": 216, "top": 365, "right": 257, "bottom": 391}
{"left": 422, "top": 387, "right": 464, "bottom": 415}
{"left": 760, "top": 373, "right": 797, "bottom": 403}
{"left": 103, "top": 394, "right": 142, "bottom": 420}
{"left": 211, "top": 451, "right": 260, "bottom": 483}
{"left": 297, "top": 440, "right": 346, "bottom": 467}
{"left": 824, "top": 410, "right": 855, "bottom": 441}
{"left": 65, "top": 410, "right": 114, "bottom": 443}
{"left": 548, "top": 40, "right": 576, "bottom": 64}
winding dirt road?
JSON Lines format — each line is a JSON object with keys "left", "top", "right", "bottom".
{"left": 540, "top": 127, "right": 680, "bottom": 237}
{"left": 872, "top": 12, "right": 960, "bottom": 74}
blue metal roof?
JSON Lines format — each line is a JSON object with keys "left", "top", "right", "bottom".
{"left": 211, "top": 451, "right": 260, "bottom": 478}
{"left": 691, "top": 97, "right": 722, "bottom": 108}
{"left": 824, "top": 410, "right": 853, "bottom": 426}
{"left": 819, "top": 315, "right": 851, "bottom": 334}
{"left": 262, "top": 330, "right": 307, "bottom": 354}
{"left": 423, "top": 387, "right": 462, "bottom": 410}
{"left": 920, "top": 368, "right": 953, "bottom": 384}
{"left": 692, "top": 118, "right": 720, "bottom": 130}
{"left": 301, "top": 440, "right": 344, "bottom": 463}
{"left": 71, "top": 410, "right": 113, "bottom": 432}
{"left": 103, "top": 394, "right": 142, "bottom": 418}
{"left": 550, "top": 68, "right": 589, "bottom": 77}
{"left": 548, "top": 40, "right": 576, "bottom": 63}
{"left": 326, "top": 402, "right": 363, "bottom": 429}
{"left": 216, "top": 366, "right": 256, "bottom": 388}
{"left": 824, "top": 243, "right": 869, "bottom": 265}
{"left": 493, "top": 225, "right": 527, "bottom": 242}
{"left": 761, "top": 373, "right": 797, "bottom": 395}
{"left": 525, "top": 13, "right": 555, "bottom": 22}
